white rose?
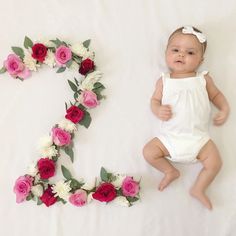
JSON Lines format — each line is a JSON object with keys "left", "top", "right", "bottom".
{"left": 38, "top": 135, "right": 53, "bottom": 149}
{"left": 58, "top": 119, "right": 77, "bottom": 133}
{"left": 71, "top": 43, "right": 88, "bottom": 58}
{"left": 31, "top": 185, "right": 43, "bottom": 197}
{"left": 27, "top": 162, "right": 38, "bottom": 177}
{"left": 112, "top": 174, "right": 126, "bottom": 188}
{"left": 44, "top": 50, "right": 56, "bottom": 68}
{"left": 87, "top": 192, "right": 94, "bottom": 203}
{"left": 82, "top": 182, "right": 95, "bottom": 191}
{"left": 81, "top": 71, "right": 102, "bottom": 90}
{"left": 23, "top": 52, "right": 39, "bottom": 71}
{"left": 52, "top": 180, "right": 71, "bottom": 200}
{"left": 39, "top": 145, "right": 58, "bottom": 158}
{"left": 113, "top": 196, "right": 130, "bottom": 207}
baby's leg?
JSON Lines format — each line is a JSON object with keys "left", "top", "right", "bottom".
{"left": 143, "top": 138, "right": 180, "bottom": 191}
{"left": 190, "top": 140, "right": 222, "bottom": 210}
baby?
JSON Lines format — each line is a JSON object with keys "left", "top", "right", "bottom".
{"left": 143, "top": 26, "right": 230, "bottom": 209}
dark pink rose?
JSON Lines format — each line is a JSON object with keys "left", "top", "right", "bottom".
{"left": 40, "top": 185, "right": 57, "bottom": 207}
{"left": 31, "top": 43, "right": 48, "bottom": 62}
{"left": 65, "top": 105, "right": 85, "bottom": 124}
{"left": 37, "top": 158, "right": 56, "bottom": 179}
{"left": 92, "top": 183, "right": 117, "bottom": 202}
{"left": 79, "top": 58, "right": 94, "bottom": 75}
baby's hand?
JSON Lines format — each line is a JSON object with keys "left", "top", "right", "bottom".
{"left": 157, "top": 105, "right": 172, "bottom": 121}
{"left": 213, "top": 110, "right": 228, "bottom": 126}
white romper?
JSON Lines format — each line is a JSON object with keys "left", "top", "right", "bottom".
{"left": 158, "top": 71, "right": 211, "bottom": 163}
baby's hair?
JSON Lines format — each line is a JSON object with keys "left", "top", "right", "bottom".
{"left": 168, "top": 26, "right": 207, "bottom": 53}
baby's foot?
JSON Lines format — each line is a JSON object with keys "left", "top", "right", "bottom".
{"left": 190, "top": 188, "right": 212, "bottom": 210}
{"left": 158, "top": 169, "right": 180, "bottom": 191}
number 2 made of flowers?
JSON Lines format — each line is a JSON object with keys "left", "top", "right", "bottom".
{"left": 0, "top": 36, "right": 141, "bottom": 207}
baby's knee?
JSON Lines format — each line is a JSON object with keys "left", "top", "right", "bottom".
{"left": 210, "top": 157, "right": 223, "bottom": 173}
{"left": 142, "top": 143, "right": 162, "bottom": 163}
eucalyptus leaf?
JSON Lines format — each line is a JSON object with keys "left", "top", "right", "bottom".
{"left": 68, "top": 80, "right": 78, "bottom": 92}
{"left": 65, "top": 102, "right": 68, "bottom": 110}
{"left": 100, "top": 167, "right": 109, "bottom": 182}
{"left": 50, "top": 38, "right": 63, "bottom": 47}
{"left": 66, "top": 59, "right": 73, "bottom": 68}
{"left": 24, "top": 36, "right": 33, "bottom": 49}
{"left": 11, "top": 47, "right": 25, "bottom": 59}
{"left": 83, "top": 39, "right": 91, "bottom": 48}
{"left": 79, "top": 111, "right": 91, "bottom": 128}
{"left": 0, "top": 67, "right": 6, "bottom": 74}
{"left": 61, "top": 165, "right": 72, "bottom": 180}
{"left": 56, "top": 67, "right": 66, "bottom": 73}
{"left": 64, "top": 146, "right": 74, "bottom": 163}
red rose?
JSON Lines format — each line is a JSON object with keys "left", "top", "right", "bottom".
{"left": 92, "top": 183, "right": 117, "bottom": 202}
{"left": 40, "top": 185, "right": 57, "bottom": 207}
{"left": 79, "top": 58, "right": 95, "bottom": 75}
{"left": 37, "top": 158, "right": 55, "bottom": 179}
{"left": 31, "top": 43, "right": 48, "bottom": 62}
{"left": 65, "top": 105, "right": 85, "bottom": 124}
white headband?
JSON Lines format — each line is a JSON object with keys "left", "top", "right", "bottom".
{"left": 182, "top": 26, "right": 206, "bottom": 43}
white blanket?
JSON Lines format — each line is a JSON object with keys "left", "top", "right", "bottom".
{"left": 0, "top": 0, "right": 236, "bottom": 235}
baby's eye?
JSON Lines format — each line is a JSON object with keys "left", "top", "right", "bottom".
{"left": 188, "top": 51, "right": 195, "bottom": 55}
{"left": 172, "top": 48, "right": 179, "bottom": 52}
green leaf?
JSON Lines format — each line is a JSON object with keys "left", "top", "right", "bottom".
{"left": 56, "top": 67, "right": 66, "bottom": 73}
{"left": 24, "top": 36, "right": 33, "bottom": 49}
{"left": 65, "top": 102, "right": 68, "bottom": 110}
{"left": 100, "top": 167, "right": 109, "bottom": 182}
{"left": 74, "top": 77, "right": 79, "bottom": 86}
{"left": 0, "top": 67, "right": 6, "bottom": 74}
{"left": 37, "top": 197, "right": 43, "bottom": 205}
{"left": 61, "top": 165, "right": 72, "bottom": 180}
{"left": 83, "top": 39, "right": 91, "bottom": 48}
{"left": 79, "top": 111, "right": 92, "bottom": 128}
{"left": 66, "top": 59, "right": 73, "bottom": 68}
{"left": 70, "top": 178, "right": 84, "bottom": 190}
{"left": 68, "top": 79, "right": 78, "bottom": 92}
{"left": 74, "top": 92, "right": 79, "bottom": 100}
{"left": 26, "top": 193, "right": 33, "bottom": 201}
{"left": 11, "top": 47, "right": 25, "bottom": 59}
{"left": 64, "top": 146, "right": 74, "bottom": 163}
{"left": 50, "top": 38, "right": 63, "bottom": 47}
{"left": 126, "top": 196, "right": 139, "bottom": 203}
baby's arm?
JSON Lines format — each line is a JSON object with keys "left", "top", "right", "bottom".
{"left": 205, "top": 74, "right": 230, "bottom": 126}
{"left": 151, "top": 78, "right": 172, "bottom": 121}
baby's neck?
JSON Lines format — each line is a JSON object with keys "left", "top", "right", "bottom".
{"left": 170, "top": 71, "right": 197, "bottom": 78}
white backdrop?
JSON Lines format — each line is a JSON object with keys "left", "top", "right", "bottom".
{"left": 0, "top": 0, "right": 236, "bottom": 236}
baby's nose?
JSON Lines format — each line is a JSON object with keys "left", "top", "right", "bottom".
{"left": 178, "top": 51, "right": 185, "bottom": 57}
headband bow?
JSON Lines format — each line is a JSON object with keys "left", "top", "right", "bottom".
{"left": 182, "top": 26, "right": 206, "bottom": 43}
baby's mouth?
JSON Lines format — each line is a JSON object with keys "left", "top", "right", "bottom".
{"left": 175, "top": 60, "right": 184, "bottom": 64}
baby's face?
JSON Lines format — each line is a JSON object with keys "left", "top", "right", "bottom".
{"left": 165, "top": 32, "right": 204, "bottom": 77}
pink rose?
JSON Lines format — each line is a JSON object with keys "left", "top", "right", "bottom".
{"left": 51, "top": 127, "right": 71, "bottom": 146}
{"left": 31, "top": 43, "right": 48, "bottom": 62}
{"left": 4, "top": 54, "right": 31, "bottom": 79}
{"left": 40, "top": 185, "right": 57, "bottom": 207}
{"left": 121, "top": 177, "right": 140, "bottom": 197}
{"left": 37, "top": 158, "right": 56, "bottom": 179}
{"left": 69, "top": 189, "right": 87, "bottom": 207}
{"left": 65, "top": 105, "right": 85, "bottom": 124}
{"left": 79, "top": 58, "right": 94, "bottom": 75}
{"left": 81, "top": 90, "right": 99, "bottom": 108}
{"left": 55, "top": 45, "right": 72, "bottom": 65}
{"left": 13, "top": 175, "right": 33, "bottom": 203}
